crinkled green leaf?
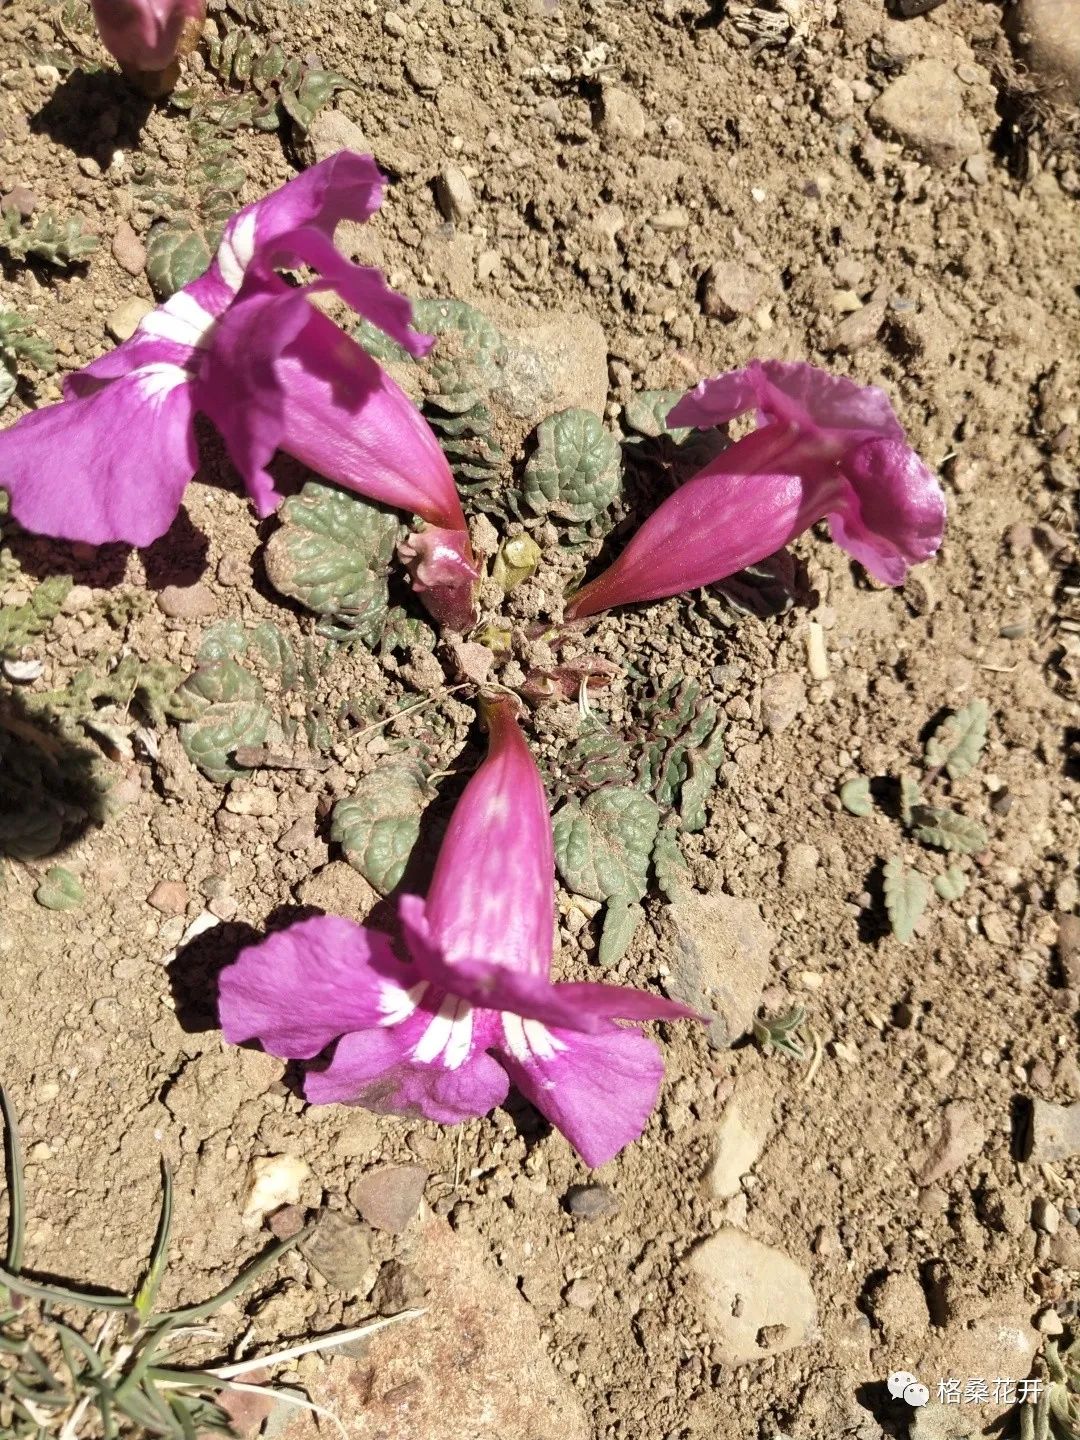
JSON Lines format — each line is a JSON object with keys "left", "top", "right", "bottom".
{"left": 176, "top": 660, "right": 273, "bottom": 783}
{"left": 839, "top": 776, "right": 872, "bottom": 817}
{"left": 145, "top": 219, "right": 212, "bottom": 300}
{"left": 883, "top": 855, "right": 928, "bottom": 945}
{"left": 34, "top": 866, "right": 84, "bottom": 912}
{"left": 521, "top": 409, "right": 621, "bottom": 525}
{"left": 713, "top": 552, "right": 799, "bottom": 621}
{"left": 911, "top": 806, "right": 988, "bottom": 855}
{"left": 652, "top": 825, "right": 688, "bottom": 901}
{"left": 0, "top": 804, "right": 63, "bottom": 862}
{"left": 553, "top": 787, "right": 659, "bottom": 905}
{"left": 263, "top": 483, "right": 399, "bottom": 644}
{"left": 197, "top": 619, "right": 249, "bottom": 665}
{"left": 0, "top": 576, "right": 71, "bottom": 657}
{"left": 0, "top": 210, "right": 99, "bottom": 267}
{"left": 924, "top": 699, "right": 989, "bottom": 781}
{"left": 330, "top": 768, "right": 428, "bottom": 894}
{"left": 933, "top": 865, "right": 968, "bottom": 902}
{"left": 621, "top": 389, "right": 687, "bottom": 441}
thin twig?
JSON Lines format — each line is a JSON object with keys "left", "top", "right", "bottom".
{"left": 208, "top": 1310, "right": 426, "bottom": 1380}
{"left": 350, "top": 685, "right": 470, "bottom": 742}
{"left": 797, "top": 1029, "right": 824, "bottom": 1090}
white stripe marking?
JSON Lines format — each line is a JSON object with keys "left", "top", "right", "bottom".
{"left": 217, "top": 210, "right": 258, "bottom": 294}
{"left": 378, "top": 980, "right": 426, "bottom": 1027}
{"left": 139, "top": 290, "right": 217, "bottom": 350}
{"left": 500, "top": 1013, "right": 565, "bottom": 1064}
{"left": 413, "top": 993, "right": 474, "bottom": 1070}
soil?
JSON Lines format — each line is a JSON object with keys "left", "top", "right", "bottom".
{"left": 1, "top": 1, "right": 1080, "bottom": 1438}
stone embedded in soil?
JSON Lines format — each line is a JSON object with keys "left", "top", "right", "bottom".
{"left": 596, "top": 85, "right": 646, "bottom": 142}
{"left": 866, "top": 1269, "right": 930, "bottom": 1343}
{"left": 372, "top": 1258, "right": 428, "bottom": 1315}
{"left": 1, "top": 184, "right": 36, "bottom": 218}
{"left": 868, "top": 59, "right": 982, "bottom": 168}
{"left": 350, "top": 1163, "right": 428, "bottom": 1234}
{"left": 1026, "top": 1097, "right": 1080, "bottom": 1162}
{"left": 760, "top": 671, "right": 805, "bottom": 735}
{"left": 301, "top": 1209, "right": 372, "bottom": 1293}
{"left": 700, "top": 260, "right": 765, "bottom": 321}
{"left": 1008, "top": 0, "right": 1080, "bottom": 104}
{"left": 243, "top": 1154, "right": 311, "bottom": 1229}
{"left": 705, "top": 1089, "right": 770, "bottom": 1200}
{"left": 1058, "top": 912, "right": 1080, "bottom": 986}
{"left": 267, "top": 1204, "right": 306, "bottom": 1241}
{"left": 296, "top": 861, "right": 379, "bottom": 920}
{"left": 916, "top": 1100, "right": 986, "bottom": 1186}
{"left": 146, "top": 879, "right": 188, "bottom": 915}
{"left": 564, "top": 1183, "right": 620, "bottom": 1220}
{"left": 297, "top": 109, "right": 370, "bottom": 168}
{"left": 825, "top": 298, "right": 886, "bottom": 353}
{"left": 157, "top": 582, "right": 216, "bottom": 620}
{"left": 435, "top": 165, "right": 476, "bottom": 224}
{"left": 107, "top": 295, "right": 154, "bottom": 342}
{"left": 290, "top": 1215, "right": 591, "bottom": 1439}
{"left": 111, "top": 220, "right": 146, "bottom": 276}
{"left": 686, "top": 1229, "right": 816, "bottom": 1366}
{"left": 564, "top": 1277, "right": 599, "bottom": 1310}
{"left": 663, "top": 889, "right": 775, "bottom": 1048}
{"left": 782, "top": 841, "right": 820, "bottom": 894}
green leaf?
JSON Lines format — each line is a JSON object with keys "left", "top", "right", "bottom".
{"left": 0, "top": 209, "right": 99, "bottom": 266}
{"left": 145, "top": 219, "right": 212, "bottom": 299}
{"left": 0, "top": 361, "right": 14, "bottom": 412}
{"left": 34, "top": 866, "right": 85, "bottom": 911}
{"left": 933, "top": 865, "right": 968, "bottom": 902}
{"left": 652, "top": 825, "right": 688, "bottom": 901}
{"left": 883, "top": 855, "right": 929, "bottom": 945}
{"left": 263, "top": 482, "right": 399, "bottom": 643}
{"left": 176, "top": 660, "right": 273, "bottom": 783}
{"left": 924, "top": 699, "right": 989, "bottom": 780}
{"left": 330, "top": 768, "right": 428, "bottom": 894}
{"left": 598, "top": 895, "right": 643, "bottom": 967}
{"left": 839, "top": 776, "right": 872, "bottom": 816}
{"left": 491, "top": 534, "right": 542, "bottom": 592}
{"left": 621, "top": 389, "right": 687, "bottom": 441}
{"left": 520, "top": 409, "right": 622, "bottom": 525}
{"left": 899, "top": 774, "right": 921, "bottom": 827}
{"left": 0, "top": 574, "right": 71, "bottom": 656}
{"left": 553, "top": 787, "right": 659, "bottom": 905}
{"left": 911, "top": 805, "right": 988, "bottom": 855}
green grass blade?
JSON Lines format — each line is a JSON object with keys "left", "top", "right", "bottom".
{"left": 54, "top": 1319, "right": 104, "bottom": 1376}
{"left": 167, "top": 1391, "right": 199, "bottom": 1440}
{"left": 0, "top": 1083, "right": 26, "bottom": 1275}
{"left": 0, "top": 1264, "right": 132, "bottom": 1311}
{"left": 160, "top": 1227, "right": 310, "bottom": 1324}
{"left": 134, "top": 1162, "right": 174, "bottom": 1319}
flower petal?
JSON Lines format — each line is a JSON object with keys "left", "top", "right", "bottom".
{"left": 90, "top": 0, "right": 204, "bottom": 72}
{"left": 0, "top": 365, "right": 197, "bottom": 546}
{"left": 305, "top": 997, "right": 509, "bottom": 1125}
{"left": 493, "top": 1015, "right": 667, "bottom": 1168}
{"left": 196, "top": 292, "right": 466, "bottom": 528}
{"left": 417, "top": 699, "right": 555, "bottom": 988}
{"left": 565, "top": 426, "right": 833, "bottom": 620}
{"left": 218, "top": 914, "right": 412, "bottom": 1060}
{"left": 670, "top": 359, "right": 905, "bottom": 440}
{"left": 829, "top": 437, "right": 946, "bottom": 585}
{"left": 397, "top": 525, "right": 479, "bottom": 632}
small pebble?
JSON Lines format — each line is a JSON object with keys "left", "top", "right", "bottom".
{"left": 107, "top": 296, "right": 153, "bottom": 343}
{"left": 564, "top": 1184, "right": 620, "bottom": 1220}
{"left": 564, "top": 1277, "right": 600, "bottom": 1310}
{"left": 147, "top": 880, "right": 189, "bottom": 916}
{"left": 435, "top": 165, "right": 475, "bottom": 224}
{"left": 111, "top": 221, "right": 146, "bottom": 276}
{"left": 1033, "top": 1197, "right": 1061, "bottom": 1234}
{"left": 157, "top": 583, "right": 215, "bottom": 619}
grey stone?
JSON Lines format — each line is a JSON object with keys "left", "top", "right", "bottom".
{"left": 349, "top": 1162, "right": 428, "bottom": 1234}
{"left": 701, "top": 260, "right": 764, "bottom": 321}
{"left": 301, "top": 1209, "right": 371, "bottom": 1292}
{"left": 663, "top": 889, "right": 775, "bottom": 1048}
{"left": 596, "top": 85, "right": 646, "bottom": 142}
{"left": 371, "top": 1258, "right": 427, "bottom": 1315}
{"left": 107, "top": 296, "right": 154, "bottom": 343}
{"left": 435, "top": 165, "right": 476, "bottom": 224}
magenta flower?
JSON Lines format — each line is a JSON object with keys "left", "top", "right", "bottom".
{"left": 218, "top": 698, "right": 700, "bottom": 1168}
{"left": 0, "top": 152, "right": 478, "bottom": 629}
{"left": 90, "top": 0, "right": 205, "bottom": 82}
{"left": 565, "top": 360, "right": 946, "bottom": 621}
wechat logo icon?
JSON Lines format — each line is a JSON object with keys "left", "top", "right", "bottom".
{"left": 888, "top": 1372, "right": 930, "bottom": 1408}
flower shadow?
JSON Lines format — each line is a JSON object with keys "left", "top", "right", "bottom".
{"left": 29, "top": 68, "right": 154, "bottom": 167}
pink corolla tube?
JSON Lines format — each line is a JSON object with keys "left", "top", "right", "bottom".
{"left": 90, "top": 0, "right": 206, "bottom": 91}
{"left": 218, "top": 697, "right": 702, "bottom": 1168}
{"left": 565, "top": 359, "right": 946, "bottom": 621}
{"left": 0, "top": 152, "right": 478, "bottom": 629}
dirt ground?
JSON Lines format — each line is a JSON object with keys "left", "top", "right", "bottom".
{"left": 1, "top": 0, "right": 1080, "bottom": 1437}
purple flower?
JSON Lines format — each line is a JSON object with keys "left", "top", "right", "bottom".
{"left": 565, "top": 359, "right": 946, "bottom": 621}
{"left": 90, "top": 0, "right": 204, "bottom": 82}
{"left": 218, "top": 698, "right": 700, "bottom": 1168}
{"left": 0, "top": 152, "right": 478, "bottom": 629}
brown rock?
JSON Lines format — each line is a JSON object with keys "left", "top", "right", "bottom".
{"left": 869, "top": 59, "right": 982, "bottom": 168}
{"left": 916, "top": 1100, "right": 986, "bottom": 1186}
{"left": 157, "top": 583, "right": 216, "bottom": 620}
{"left": 301, "top": 1209, "right": 371, "bottom": 1293}
{"left": 146, "top": 880, "right": 188, "bottom": 916}
{"left": 308, "top": 1215, "right": 591, "bottom": 1438}
{"left": 564, "top": 1184, "right": 619, "bottom": 1220}
{"left": 350, "top": 1163, "right": 428, "bottom": 1234}
{"left": 435, "top": 165, "right": 475, "bottom": 224}
{"left": 664, "top": 890, "right": 775, "bottom": 1047}
{"left": 760, "top": 672, "right": 805, "bottom": 735}
{"left": 700, "top": 261, "right": 765, "bottom": 321}
{"left": 372, "top": 1258, "right": 428, "bottom": 1315}
{"left": 296, "top": 861, "right": 378, "bottom": 920}
{"left": 596, "top": 85, "right": 646, "bottom": 142}
{"left": 1058, "top": 912, "right": 1080, "bottom": 987}
{"left": 111, "top": 221, "right": 146, "bottom": 276}
{"left": 1026, "top": 1097, "right": 1080, "bottom": 1163}
{"left": 825, "top": 299, "right": 887, "bottom": 353}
